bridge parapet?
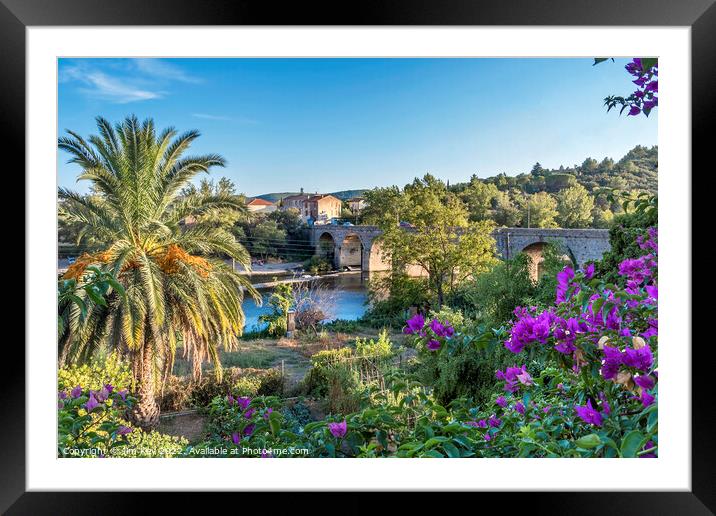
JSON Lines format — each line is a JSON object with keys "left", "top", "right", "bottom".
{"left": 309, "top": 225, "right": 611, "bottom": 273}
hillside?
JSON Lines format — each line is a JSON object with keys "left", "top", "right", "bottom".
{"left": 254, "top": 189, "right": 369, "bottom": 203}
{"left": 468, "top": 145, "right": 657, "bottom": 196}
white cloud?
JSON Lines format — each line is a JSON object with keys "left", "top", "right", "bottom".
{"left": 134, "top": 59, "right": 202, "bottom": 83}
{"left": 60, "top": 59, "right": 199, "bottom": 104}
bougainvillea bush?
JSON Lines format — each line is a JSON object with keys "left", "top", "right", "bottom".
{"left": 58, "top": 363, "right": 187, "bottom": 458}
{"left": 405, "top": 226, "right": 658, "bottom": 457}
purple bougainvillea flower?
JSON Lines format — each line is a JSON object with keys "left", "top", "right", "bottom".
{"left": 429, "top": 318, "right": 455, "bottom": 338}
{"left": 516, "top": 368, "right": 533, "bottom": 387}
{"left": 465, "top": 421, "right": 480, "bottom": 427}
{"left": 514, "top": 402, "right": 525, "bottom": 415}
{"left": 244, "top": 408, "right": 256, "bottom": 419}
{"left": 403, "top": 314, "right": 425, "bottom": 335}
{"left": 263, "top": 408, "right": 273, "bottom": 420}
{"left": 85, "top": 394, "right": 100, "bottom": 412}
{"left": 328, "top": 419, "right": 348, "bottom": 439}
{"left": 58, "top": 400, "right": 64, "bottom": 409}
{"left": 232, "top": 432, "right": 241, "bottom": 445}
{"left": 600, "top": 345, "right": 623, "bottom": 380}
{"left": 634, "top": 374, "right": 656, "bottom": 391}
{"left": 477, "top": 419, "right": 488, "bottom": 428}
{"left": 623, "top": 345, "right": 654, "bottom": 372}
{"left": 95, "top": 387, "right": 110, "bottom": 403}
{"left": 645, "top": 285, "right": 658, "bottom": 302}
{"left": 495, "top": 396, "right": 507, "bottom": 408}
{"left": 583, "top": 263, "right": 595, "bottom": 280}
{"left": 227, "top": 394, "right": 235, "bottom": 406}
{"left": 243, "top": 424, "right": 256, "bottom": 437}
{"left": 557, "top": 383, "right": 564, "bottom": 391}
{"left": 574, "top": 400, "right": 603, "bottom": 427}
{"left": 236, "top": 397, "right": 252, "bottom": 410}
{"left": 71, "top": 385, "right": 82, "bottom": 398}
{"left": 488, "top": 414, "right": 501, "bottom": 428}
{"left": 117, "top": 425, "right": 132, "bottom": 436}
{"left": 117, "top": 389, "right": 128, "bottom": 401}
{"left": 628, "top": 105, "right": 641, "bottom": 116}
{"left": 104, "top": 383, "right": 114, "bottom": 394}
{"left": 58, "top": 391, "right": 67, "bottom": 400}
{"left": 261, "top": 450, "right": 273, "bottom": 458}
{"left": 426, "top": 339, "right": 441, "bottom": 351}
{"left": 556, "top": 266, "right": 575, "bottom": 303}
{"left": 429, "top": 318, "right": 445, "bottom": 335}
{"left": 638, "top": 389, "right": 655, "bottom": 408}
{"left": 484, "top": 433, "right": 492, "bottom": 442}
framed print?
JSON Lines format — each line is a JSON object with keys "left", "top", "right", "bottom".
{"left": 5, "top": 0, "right": 714, "bottom": 512}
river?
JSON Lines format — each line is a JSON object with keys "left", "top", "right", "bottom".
{"left": 242, "top": 272, "right": 372, "bottom": 332}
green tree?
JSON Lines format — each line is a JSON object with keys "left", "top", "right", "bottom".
{"left": 524, "top": 192, "right": 559, "bottom": 228}
{"left": 378, "top": 175, "right": 497, "bottom": 307}
{"left": 460, "top": 180, "right": 499, "bottom": 222}
{"left": 249, "top": 219, "right": 287, "bottom": 259}
{"left": 591, "top": 206, "right": 614, "bottom": 228}
{"left": 361, "top": 186, "right": 408, "bottom": 226}
{"left": 58, "top": 115, "right": 256, "bottom": 429}
{"left": 556, "top": 184, "right": 595, "bottom": 228}
{"left": 493, "top": 190, "right": 523, "bottom": 227}
{"left": 181, "top": 177, "right": 247, "bottom": 235}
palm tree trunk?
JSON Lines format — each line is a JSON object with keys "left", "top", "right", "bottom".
{"left": 130, "top": 340, "right": 160, "bottom": 430}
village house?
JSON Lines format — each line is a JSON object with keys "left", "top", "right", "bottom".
{"left": 246, "top": 198, "right": 277, "bottom": 214}
{"left": 347, "top": 197, "right": 367, "bottom": 213}
{"left": 280, "top": 188, "right": 342, "bottom": 223}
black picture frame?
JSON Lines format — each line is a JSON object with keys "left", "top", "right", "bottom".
{"left": 4, "top": 0, "right": 712, "bottom": 513}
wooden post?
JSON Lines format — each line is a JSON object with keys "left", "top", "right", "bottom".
{"left": 286, "top": 309, "right": 296, "bottom": 337}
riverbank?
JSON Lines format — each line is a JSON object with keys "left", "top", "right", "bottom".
{"left": 232, "top": 260, "right": 304, "bottom": 276}
{"left": 249, "top": 270, "right": 362, "bottom": 290}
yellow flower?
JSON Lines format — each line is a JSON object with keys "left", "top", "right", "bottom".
{"left": 77, "top": 409, "right": 87, "bottom": 416}
{"left": 106, "top": 399, "right": 113, "bottom": 407}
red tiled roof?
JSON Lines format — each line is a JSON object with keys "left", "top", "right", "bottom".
{"left": 247, "top": 198, "right": 274, "bottom": 206}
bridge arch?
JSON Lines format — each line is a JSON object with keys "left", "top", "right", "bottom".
{"left": 338, "top": 232, "right": 364, "bottom": 268}
{"left": 316, "top": 232, "right": 337, "bottom": 266}
{"left": 520, "top": 241, "right": 574, "bottom": 282}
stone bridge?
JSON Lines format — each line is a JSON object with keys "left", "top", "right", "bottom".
{"left": 309, "top": 225, "right": 610, "bottom": 279}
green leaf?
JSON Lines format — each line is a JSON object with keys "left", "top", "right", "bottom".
{"left": 442, "top": 442, "right": 461, "bottom": 458}
{"left": 640, "top": 58, "right": 658, "bottom": 71}
{"left": 593, "top": 57, "right": 614, "bottom": 66}
{"left": 620, "top": 430, "right": 647, "bottom": 458}
{"left": 575, "top": 433, "right": 601, "bottom": 449}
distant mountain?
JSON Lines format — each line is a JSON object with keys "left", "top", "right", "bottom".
{"left": 254, "top": 189, "right": 369, "bottom": 203}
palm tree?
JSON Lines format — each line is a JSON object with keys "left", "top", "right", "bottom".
{"left": 58, "top": 115, "right": 257, "bottom": 429}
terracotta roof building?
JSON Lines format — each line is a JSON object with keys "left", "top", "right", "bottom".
{"left": 246, "top": 198, "right": 277, "bottom": 213}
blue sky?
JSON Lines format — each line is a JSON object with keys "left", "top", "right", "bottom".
{"left": 58, "top": 58, "right": 657, "bottom": 196}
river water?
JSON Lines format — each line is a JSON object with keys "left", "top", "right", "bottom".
{"left": 242, "top": 272, "right": 371, "bottom": 332}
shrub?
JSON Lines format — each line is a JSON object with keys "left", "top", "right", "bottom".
{"left": 58, "top": 383, "right": 186, "bottom": 458}
{"left": 258, "top": 282, "right": 293, "bottom": 337}
{"left": 303, "top": 256, "right": 332, "bottom": 274}
{"left": 596, "top": 201, "right": 658, "bottom": 284}
{"left": 355, "top": 328, "right": 393, "bottom": 358}
{"left": 257, "top": 368, "right": 285, "bottom": 396}
{"left": 305, "top": 348, "right": 354, "bottom": 398}
{"left": 361, "top": 273, "right": 430, "bottom": 328}
{"left": 109, "top": 429, "right": 188, "bottom": 458}
{"left": 323, "top": 319, "right": 361, "bottom": 333}
{"left": 58, "top": 351, "right": 133, "bottom": 393}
